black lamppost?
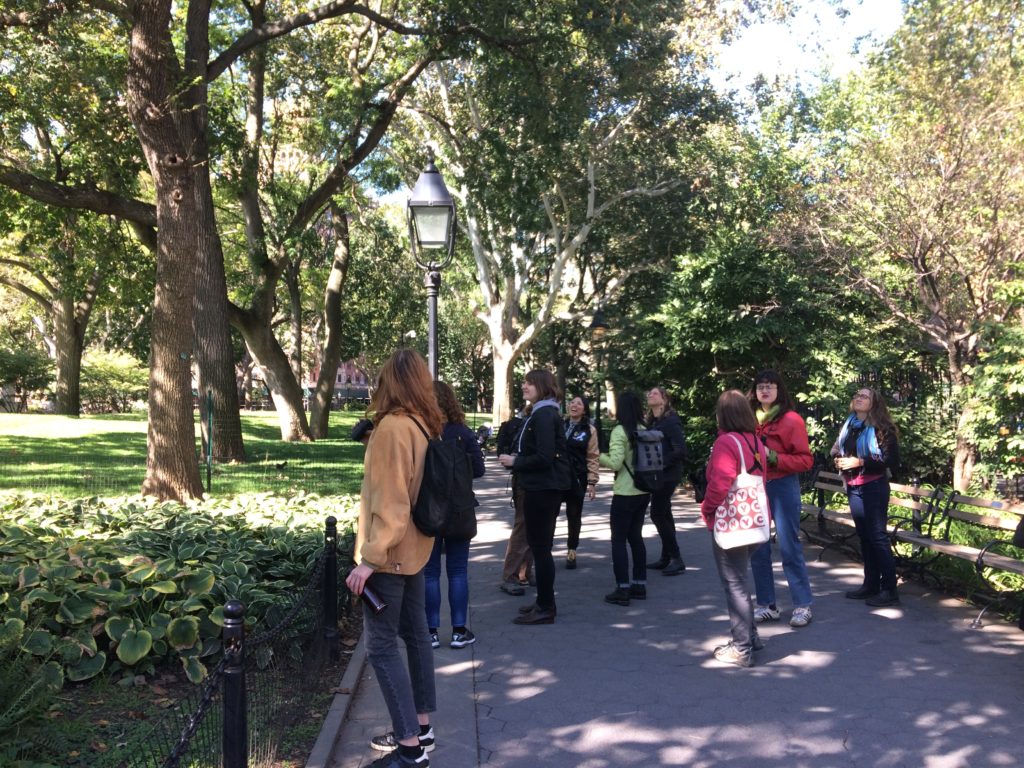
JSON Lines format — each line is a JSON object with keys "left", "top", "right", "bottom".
{"left": 407, "top": 149, "right": 457, "bottom": 380}
{"left": 588, "top": 309, "right": 610, "bottom": 450}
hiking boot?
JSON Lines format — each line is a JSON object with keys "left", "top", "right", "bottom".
{"left": 604, "top": 587, "right": 631, "bottom": 606}
{"left": 754, "top": 605, "right": 780, "bottom": 623}
{"left": 566, "top": 549, "right": 577, "bottom": 570}
{"left": 865, "top": 589, "right": 900, "bottom": 607}
{"left": 370, "top": 727, "right": 435, "bottom": 753}
{"left": 450, "top": 630, "right": 476, "bottom": 648}
{"left": 662, "top": 557, "right": 686, "bottom": 576}
{"left": 714, "top": 642, "right": 753, "bottom": 668}
{"left": 845, "top": 586, "right": 880, "bottom": 600}
{"left": 512, "top": 605, "right": 556, "bottom": 624}
{"left": 518, "top": 602, "right": 557, "bottom": 617}
{"left": 648, "top": 556, "right": 670, "bottom": 570}
{"left": 628, "top": 584, "right": 647, "bottom": 600}
{"left": 499, "top": 580, "right": 525, "bottom": 596}
{"left": 790, "top": 607, "right": 813, "bottom": 628}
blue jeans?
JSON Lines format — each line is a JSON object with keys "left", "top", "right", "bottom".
{"left": 363, "top": 571, "right": 436, "bottom": 742}
{"left": 610, "top": 494, "right": 649, "bottom": 586}
{"left": 847, "top": 477, "right": 897, "bottom": 592}
{"left": 424, "top": 536, "right": 471, "bottom": 630}
{"left": 751, "top": 474, "right": 813, "bottom": 608}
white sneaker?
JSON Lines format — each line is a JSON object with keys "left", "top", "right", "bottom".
{"left": 754, "top": 605, "right": 780, "bottom": 623}
{"left": 790, "top": 606, "right": 813, "bottom": 628}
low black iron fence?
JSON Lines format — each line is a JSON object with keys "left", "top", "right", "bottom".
{"left": 122, "top": 517, "right": 351, "bottom": 768}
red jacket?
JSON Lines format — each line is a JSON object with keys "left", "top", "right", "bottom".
{"left": 700, "top": 431, "right": 771, "bottom": 530}
{"left": 756, "top": 410, "right": 813, "bottom": 481}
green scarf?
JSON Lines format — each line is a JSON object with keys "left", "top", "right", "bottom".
{"left": 756, "top": 405, "right": 780, "bottom": 425}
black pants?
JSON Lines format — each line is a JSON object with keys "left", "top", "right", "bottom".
{"left": 649, "top": 482, "right": 681, "bottom": 559}
{"left": 523, "top": 488, "right": 563, "bottom": 610}
{"left": 563, "top": 490, "right": 584, "bottom": 550}
{"left": 610, "top": 493, "right": 650, "bottom": 585}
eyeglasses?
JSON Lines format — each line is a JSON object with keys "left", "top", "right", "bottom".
{"left": 853, "top": 393, "right": 872, "bottom": 400}
{"left": 755, "top": 384, "right": 777, "bottom": 391}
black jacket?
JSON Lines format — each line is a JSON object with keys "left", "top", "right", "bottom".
{"left": 649, "top": 409, "right": 688, "bottom": 485}
{"left": 512, "top": 405, "right": 572, "bottom": 492}
{"left": 496, "top": 415, "right": 525, "bottom": 455}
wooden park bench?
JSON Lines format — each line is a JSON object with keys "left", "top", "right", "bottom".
{"left": 800, "top": 469, "right": 942, "bottom": 562}
{"left": 889, "top": 491, "right": 1024, "bottom": 628}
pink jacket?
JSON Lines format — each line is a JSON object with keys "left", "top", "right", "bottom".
{"left": 700, "top": 430, "right": 772, "bottom": 530}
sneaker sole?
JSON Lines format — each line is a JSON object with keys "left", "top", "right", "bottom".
{"left": 370, "top": 740, "right": 436, "bottom": 754}
{"left": 450, "top": 639, "right": 476, "bottom": 648}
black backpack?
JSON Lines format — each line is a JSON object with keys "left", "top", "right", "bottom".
{"left": 409, "top": 417, "right": 477, "bottom": 539}
{"left": 626, "top": 428, "right": 666, "bottom": 493}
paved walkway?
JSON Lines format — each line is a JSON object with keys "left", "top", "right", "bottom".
{"left": 324, "top": 456, "right": 1024, "bottom": 768}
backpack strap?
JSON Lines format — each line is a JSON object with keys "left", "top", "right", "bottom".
{"left": 407, "top": 414, "right": 434, "bottom": 442}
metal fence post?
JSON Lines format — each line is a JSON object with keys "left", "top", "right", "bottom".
{"left": 324, "top": 517, "right": 339, "bottom": 661}
{"left": 223, "top": 600, "right": 247, "bottom": 768}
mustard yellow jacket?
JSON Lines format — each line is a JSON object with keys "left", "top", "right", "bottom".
{"left": 355, "top": 413, "right": 434, "bottom": 574}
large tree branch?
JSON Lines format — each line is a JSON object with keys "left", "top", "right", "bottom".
{"left": 0, "top": 274, "right": 53, "bottom": 310}
{"left": 287, "top": 56, "right": 433, "bottom": 235}
{"left": 207, "top": 0, "right": 426, "bottom": 81}
{"left": 0, "top": 257, "right": 57, "bottom": 296}
{"left": 0, "top": 164, "right": 157, "bottom": 227}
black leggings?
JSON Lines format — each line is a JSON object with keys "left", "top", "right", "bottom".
{"left": 649, "top": 483, "right": 680, "bottom": 559}
{"left": 523, "top": 488, "right": 563, "bottom": 610}
{"left": 610, "top": 493, "right": 650, "bottom": 585}
{"left": 563, "top": 490, "right": 584, "bottom": 550}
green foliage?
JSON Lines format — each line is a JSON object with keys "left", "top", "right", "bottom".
{"left": 0, "top": 344, "right": 53, "bottom": 393}
{"left": 79, "top": 350, "right": 147, "bottom": 413}
{"left": 965, "top": 322, "right": 1024, "bottom": 485}
{"left": 0, "top": 492, "right": 358, "bottom": 685}
{"left": 0, "top": 617, "right": 64, "bottom": 764}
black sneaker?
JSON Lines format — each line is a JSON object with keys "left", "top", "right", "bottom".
{"left": 368, "top": 748, "right": 430, "bottom": 767}
{"left": 450, "top": 630, "right": 476, "bottom": 648}
{"left": 370, "top": 727, "right": 435, "bottom": 753}
{"left": 428, "top": 631, "right": 439, "bottom": 649}
{"left": 628, "top": 584, "right": 647, "bottom": 600}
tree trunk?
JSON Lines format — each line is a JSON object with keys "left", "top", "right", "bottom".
{"left": 286, "top": 259, "right": 303, "bottom": 385}
{"left": 183, "top": 0, "right": 246, "bottom": 463}
{"left": 948, "top": 341, "right": 978, "bottom": 492}
{"left": 235, "top": 312, "right": 312, "bottom": 442}
{"left": 490, "top": 339, "right": 517, "bottom": 425}
{"left": 52, "top": 297, "right": 84, "bottom": 416}
{"left": 128, "top": 0, "right": 204, "bottom": 501}
{"left": 311, "top": 208, "right": 351, "bottom": 439}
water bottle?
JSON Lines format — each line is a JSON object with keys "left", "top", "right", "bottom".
{"left": 361, "top": 585, "right": 387, "bottom": 615}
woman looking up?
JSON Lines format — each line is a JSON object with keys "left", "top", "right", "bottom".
{"left": 832, "top": 387, "right": 901, "bottom": 607}
{"left": 346, "top": 349, "right": 440, "bottom": 767}
{"left": 562, "top": 394, "right": 599, "bottom": 569}
{"left": 498, "top": 370, "right": 571, "bottom": 625}
{"left": 645, "top": 386, "right": 689, "bottom": 576}
{"left": 747, "top": 370, "right": 815, "bottom": 629}
{"left": 599, "top": 391, "right": 651, "bottom": 606}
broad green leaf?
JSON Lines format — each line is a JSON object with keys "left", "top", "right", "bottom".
{"left": 25, "top": 588, "right": 61, "bottom": 604}
{"left": 23, "top": 629, "right": 53, "bottom": 656}
{"left": 67, "top": 651, "right": 106, "bottom": 681}
{"left": 117, "top": 629, "right": 153, "bottom": 665}
{"left": 103, "top": 614, "right": 130, "bottom": 643}
{"left": 183, "top": 569, "right": 215, "bottom": 595}
{"left": 167, "top": 616, "right": 199, "bottom": 651}
{"left": 125, "top": 563, "right": 156, "bottom": 583}
{"left": 57, "top": 596, "right": 97, "bottom": 624}
{"left": 40, "top": 660, "right": 64, "bottom": 689}
{"left": 17, "top": 565, "right": 41, "bottom": 589}
{"left": 0, "top": 617, "right": 26, "bottom": 645}
{"left": 148, "top": 580, "right": 178, "bottom": 594}
{"left": 181, "top": 655, "right": 207, "bottom": 684}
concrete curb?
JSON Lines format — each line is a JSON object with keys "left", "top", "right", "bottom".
{"left": 305, "top": 630, "right": 368, "bottom": 768}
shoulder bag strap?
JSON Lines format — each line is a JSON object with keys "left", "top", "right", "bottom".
{"left": 727, "top": 434, "right": 749, "bottom": 475}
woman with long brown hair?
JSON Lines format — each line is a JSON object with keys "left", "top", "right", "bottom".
{"left": 831, "top": 387, "right": 901, "bottom": 607}
{"left": 346, "top": 349, "right": 442, "bottom": 767}
{"left": 498, "top": 369, "right": 572, "bottom": 625}
{"left": 424, "top": 381, "right": 485, "bottom": 649}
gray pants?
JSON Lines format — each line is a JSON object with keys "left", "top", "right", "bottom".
{"left": 363, "top": 570, "right": 437, "bottom": 741}
{"left": 711, "top": 539, "right": 760, "bottom": 652}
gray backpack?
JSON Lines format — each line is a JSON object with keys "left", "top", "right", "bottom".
{"left": 627, "top": 429, "right": 665, "bottom": 493}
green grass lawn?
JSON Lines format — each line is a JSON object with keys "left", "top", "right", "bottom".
{"left": 0, "top": 411, "right": 366, "bottom": 497}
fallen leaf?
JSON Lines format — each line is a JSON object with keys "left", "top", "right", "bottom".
{"left": 92, "top": 741, "right": 109, "bottom": 752}
{"left": 331, "top": 687, "right": 353, "bottom": 694}
{"left": 150, "top": 684, "right": 168, "bottom": 695}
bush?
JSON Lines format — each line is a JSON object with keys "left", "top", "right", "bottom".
{"left": 79, "top": 350, "right": 148, "bottom": 413}
{"left": 0, "top": 617, "right": 64, "bottom": 766}
{"left": 0, "top": 491, "right": 358, "bottom": 685}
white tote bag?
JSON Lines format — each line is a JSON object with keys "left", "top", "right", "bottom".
{"left": 713, "top": 434, "right": 771, "bottom": 550}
